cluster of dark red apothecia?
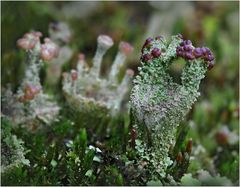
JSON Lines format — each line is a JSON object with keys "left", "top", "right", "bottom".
{"left": 176, "top": 38, "right": 215, "bottom": 70}
{"left": 141, "top": 34, "right": 215, "bottom": 70}
{"left": 141, "top": 36, "right": 163, "bottom": 63}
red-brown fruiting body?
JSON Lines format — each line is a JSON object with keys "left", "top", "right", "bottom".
{"left": 207, "top": 55, "right": 214, "bottom": 61}
{"left": 176, "top": 152, "right": 183, "bottom": 163}
{"left": 183, "top": 45, "right": 193, "bottom": 52}
{"left": 145, "top": 37, "right": 153, "bottom": 44}
{"left": 185, "top": 52, "right": 195, "bottom": 60}
{"left": 186, "top": 139, "right": 193, "bottom": 154}
{"left": 215, "top": 131, "right": 228, "bottom": 145}
{"left": 176, "top": 39, "right": 195, "bottom": 60}
{"left": 119, "top": 41, "right": 134, "bottom": 55}
{"left": 193, "top": 48, "right": 203, "bottom": 58}
{"left": 176, "top": 38, "right": 215, "bottom": 70}
{"left": 142, "top": 53, "right": 152, "bottom": 63}
{"left": 201, "top": 47, "right": 207, "bottom": 55}
{"left": 184, "top": 40, "right": 192, "bottom": 45}
{"left": 24, "top": 85, "right": 41, "bottom": 95}
{"left": 19, "top": 84, "right": 41, "bottom": 102}
{"left": 24, "top": 92, "right": 35, "bottom": 100}
{"left": 151, "top": 48, "right": 161, "bottom": 58}
{"left": 142, "top": 37, "right": 153, "bottom": 51}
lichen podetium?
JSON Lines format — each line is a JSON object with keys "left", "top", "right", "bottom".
{"left": 130, "top": 34, "right": 214, "bottom": 179}
{"left": 62, "top": 35, "right": 134, "bottom": 129}
{"left": 1, "top": 31, "right": 60, "bottom": 130}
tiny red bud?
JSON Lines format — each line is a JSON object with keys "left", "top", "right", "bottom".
{"left": 186, "top": 139, "right": 193, "bottom": 154}
{"left": 151, "top": 48, "right": 161, "bottom": 58}
{"left": 193, "top": 48, "right": 203, "bottom": 58}
{"left": 176, "top": 152, "right": 183, "bottom": 163}
{"left": 119, "top": 41, "right": 134, "bottom": 55}
{"left": 215, "top": 130, "right": 228, "bottom": 145}
{"left": 185, "top": 52, "right": 195, "bottom": 60}
{"left": 142, "top": 53, "right": 152, "bottom": 63}
{"left": 145, "top": 37, "right": 153, "bottom": 44}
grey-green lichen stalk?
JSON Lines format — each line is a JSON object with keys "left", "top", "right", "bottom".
{"left": 1, "top": 31, "right": 60, "bottom": 130}
{"left": 62, "top": 35, "right": 134, "bottom": 124}
{"left": 130, "top": 34, "right": 214, "bottom": 179}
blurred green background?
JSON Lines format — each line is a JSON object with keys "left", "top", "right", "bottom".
{"left": 1, "top": 1, "right": 239, "bottom": 184}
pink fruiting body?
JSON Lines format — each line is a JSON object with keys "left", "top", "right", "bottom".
{"left": 97, "top": 35, "right": 114, "bottom": 48}
{"left": 119, "top": 41, "right": 134, "bottom": 55}
{"left": 17, "top": 31, "right": 42, "bottom": 50}
{"left": 40, "top": 38, "right": 59, "bottom": 61}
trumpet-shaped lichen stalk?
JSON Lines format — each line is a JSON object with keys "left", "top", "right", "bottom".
{"left": 90, "top": 35, "right": 114, "bottom": 78}
{"left": 108, "top": 42, "right": 134, "bottom": 84}
{"left": 130, "top": 34, "right": 214, "bottom": 179}
{"left": 62, "top": 35, "right": 134, "bottom": 126}
{"left": 2, "top": 31, "right": 60, "bottom": 129}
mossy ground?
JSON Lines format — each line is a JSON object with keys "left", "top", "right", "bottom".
{"left": 1, "top": 1, "right": 239, "bottom": 186}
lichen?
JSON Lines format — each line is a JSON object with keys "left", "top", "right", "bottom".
{"left": 130, "top": 34, "right": 214, "bottom": 179}
{"left": 1, "top": 31, "right": 60, "bottom": 130}
{"left": 1, "top": 117, "right": 30, "bottom": 173}
{"left": 62, "top": 35, "right": 134, "bottom": 127}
